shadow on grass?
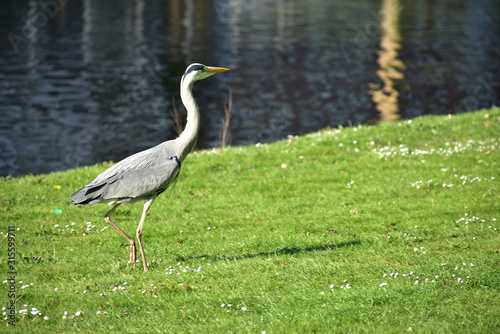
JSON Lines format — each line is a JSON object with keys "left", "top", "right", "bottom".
{"left": 176, "top": 240, "right": 361, "bottom": 262}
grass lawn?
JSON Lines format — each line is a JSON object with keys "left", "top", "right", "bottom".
{"left": 1, "top": 107, "right": 499, "bottom": 333}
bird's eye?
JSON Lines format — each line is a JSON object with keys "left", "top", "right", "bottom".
{"left": 184, "top": 63, "right": 206, "bottom": 76}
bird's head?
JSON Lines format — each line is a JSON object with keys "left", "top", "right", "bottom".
{"left": 182, "top": 63, "right": 229, "bottom": 84}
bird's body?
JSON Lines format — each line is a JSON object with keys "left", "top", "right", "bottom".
{"left": 71, "top": 140, "right": 180, "bottom": 206}
{"left": 71, "top": 63, "right": 229, "bottom": 272}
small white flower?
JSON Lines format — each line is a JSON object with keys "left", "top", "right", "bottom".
{"left": 379, "top": 282, "right": 388, "bottom": 287}
{"left": 43, "top": 316, "right": 49, "bottom": 321}
{"left": 241, "top": 307, "right": 247, "bottom": 311}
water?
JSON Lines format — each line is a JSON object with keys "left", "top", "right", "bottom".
{"left": 1, "top": 0, "right": 499, "bottom": 177}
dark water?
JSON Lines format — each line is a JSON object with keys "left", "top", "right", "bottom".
{"left": 1, "top": 0, "right": 499, "bottom": 177}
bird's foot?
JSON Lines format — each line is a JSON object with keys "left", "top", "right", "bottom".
{"left": 121, "top": 243, "right": 137, "bottom": 267}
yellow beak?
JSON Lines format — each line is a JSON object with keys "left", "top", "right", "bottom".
{"left": 206, "top": 66, "right": 230, "bottom": 73}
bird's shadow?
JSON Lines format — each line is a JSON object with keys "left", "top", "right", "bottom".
{"left": 175, "top": 240, "right": 361, "bottom": 262}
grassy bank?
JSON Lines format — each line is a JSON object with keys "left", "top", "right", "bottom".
{"left": 1, "top": 108, "right": 499, "bottom": 333}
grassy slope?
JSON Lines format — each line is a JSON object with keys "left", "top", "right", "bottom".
{"left": 1, "top": 108, "right": 499, "bottom": 333}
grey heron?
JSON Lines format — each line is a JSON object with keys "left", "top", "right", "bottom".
{"left": 71, "top": 63, "right": 229, "bottom": 272}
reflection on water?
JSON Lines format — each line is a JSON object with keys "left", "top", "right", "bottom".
{"left": 0, "top": 0, "right": 499, "bottom": 177}
{"left": 369, "top": 0, "right": 407, "bottom": 122}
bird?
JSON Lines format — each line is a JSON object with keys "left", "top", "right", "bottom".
{"left": 71, "top": 63, "right": 229, "bottom": 272}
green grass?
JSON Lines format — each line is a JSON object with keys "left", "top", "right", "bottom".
{"left": 1, "top": 108, "right": 499, "bottom": 333}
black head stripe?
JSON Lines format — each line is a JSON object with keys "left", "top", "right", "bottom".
{"left": 184, "top": 63, "right": 205, "bottom": 76}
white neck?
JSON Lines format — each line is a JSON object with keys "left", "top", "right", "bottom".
{"left": 177, "top": 79, "right": 200, "bottom": 161}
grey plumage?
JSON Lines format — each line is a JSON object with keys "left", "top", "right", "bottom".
{"left": 70, "top": 63, "right": 229, "bottom": 272}
{"left": 71, "top": 142, "right": 180, "bottom": 205}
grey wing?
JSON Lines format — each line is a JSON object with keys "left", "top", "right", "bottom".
{"left": 103, "top": 157, "right": 180, "bottom": 199}
{"left": 91, "top": 141, "right": 177, "bottom": 183}
{"left": 71, "top": 155, "right": 180, "bottom": 204}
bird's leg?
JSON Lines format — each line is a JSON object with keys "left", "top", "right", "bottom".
{"left": 136, "top": 198, "right": 155, "bottom": 272}
{"left": 104, "top": 204, "right": 137, "bottom": 266}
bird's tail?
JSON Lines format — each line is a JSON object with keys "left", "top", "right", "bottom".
{"left": 71, "top": 183, "right": 105, "bottom": 205}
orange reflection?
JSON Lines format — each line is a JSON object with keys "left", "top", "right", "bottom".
{"left": 370, "top": 0, "right": 407, "bottom": 122}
